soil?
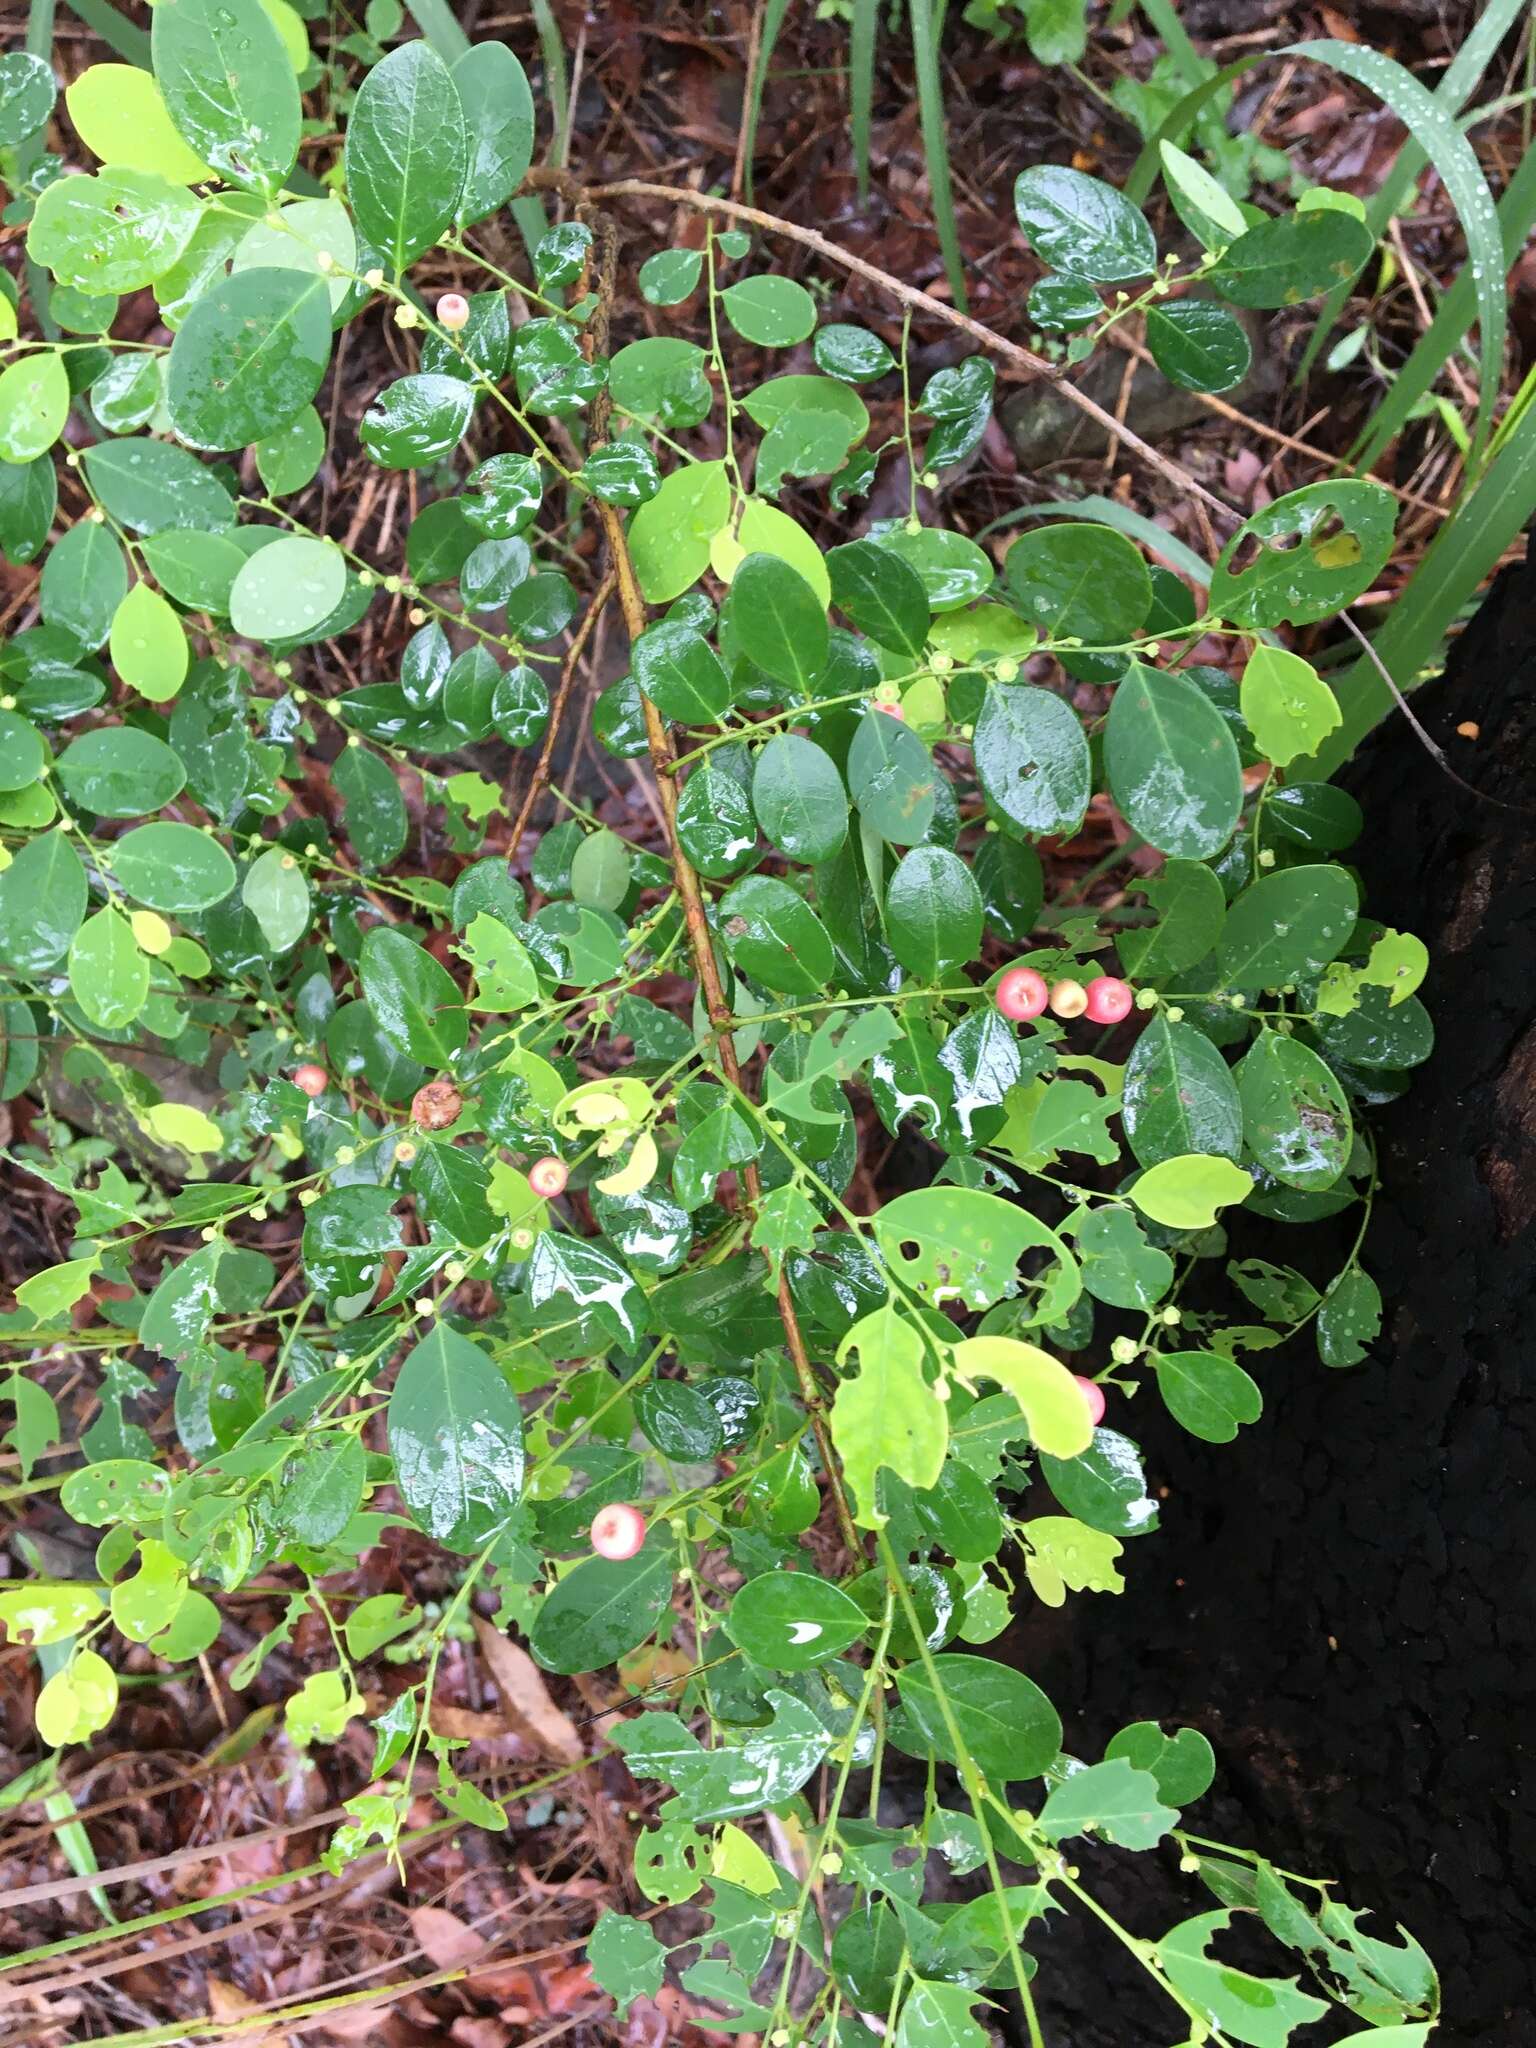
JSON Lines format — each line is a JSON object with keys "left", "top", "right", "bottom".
{"left": 1021, "top": 541, "right": 1536, "bottom": 2048}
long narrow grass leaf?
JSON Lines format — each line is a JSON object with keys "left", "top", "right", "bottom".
{"left": 850, "top": 0, "right": 878, "bottom": 202}
{"left": 62, "top": 0, "right": 150, "bottom": 67}
{"left": 741, "top": 0, "right": 793, "bottom": 203}
{"left": 1289, "top": 40, "right": 1506, "bottom": 465}
{"left": 403, "top": 0, "right": 471, "bottom": 65}
{"left": 1351, "top": 138, "right": 1536, "bottom": 472}
{"left": 910, "top": 0, "right": 968, "bottom": 312}
{"left": 1308, "top": 395, "right": 1536, "bottom": 774}
{"left": 1297, "top": 0, "right": 1526, "bottom": 378}
{"left": 530, "top": 0, "right": 571, "bottom": 170}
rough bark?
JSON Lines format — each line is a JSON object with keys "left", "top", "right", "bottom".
{"left": 1026, "top": 543, "right": 1536, "bottom": 2047}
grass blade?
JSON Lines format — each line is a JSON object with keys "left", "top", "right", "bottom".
{"left": 910, "top": 0, "right": 967, "bottom": 312}
{"left": 1291, "top": 39, "right": 1506, "bottom": 469}
{"left": 61, "top": 0, "right": 150, "bottom": 67}
{"left": 530, "top": 0, "right": 571, "bottom": 170}
{"left": 1307, "top": 393, "right": 1536, "bottom": 775}
{"left": 850, "top": 0, "right": 878, "bottom": 203}
{"left": 740, "top": 0, "right": 792, "bottom": 203}
{"left": 1351, "top": 137, "right": 1536, "bottom": 473}
{"left": 1297, "top": 0, "right": 1527, "bottom": 379}
{"left": 403, "top": 0, "right": 470, "bottom": 65}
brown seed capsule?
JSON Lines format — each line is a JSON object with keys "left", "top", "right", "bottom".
{"left": 411, "top": 1078, "right": 463, "bottom": 1130}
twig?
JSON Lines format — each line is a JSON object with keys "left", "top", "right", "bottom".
{"left": 525, "top": 170, "right": 1239, "bottom": 525}
{"left": 506, "top": 572, "right": 617, "bottom": 856}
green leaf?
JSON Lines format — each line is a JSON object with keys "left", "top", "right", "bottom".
{"left": 1105, "top": 663, "right": 1242, "bottom": 860}
{"left": 229, "top": 535, "right": 348, "bottom": 642}
{"left": 616, "top": 1688, "right": 830, "bottom": 1822}
{"left": 28, "top": 169, "right": 202, "bottom": 294}
{"left": 361, "top": 372, "right": 474, "bottom": 470}
{"left": 243, "top": 845, "right": 310, "bottom": 952}
{"left": 57, "top": 727, "right": 186, "bottom": 817}
{"left": 110, "top": 822, "right": 236, "bottom": 913}
{"left": 1040, "top": 1427, "right": 1159, "bottom": 1540}
{"left": 1039, "top": 1757, "right": 1177, "bottom": 1847}
{"left": 109, "top": 582, "right": 189, "bottom": 702}
{"left": 921, "top": 357, "right": 995, "bottom": 470}
{"left": 346, "top": 41, "right": 469, "bottom": 273}
{"left": 751, "top": 734, "right": 848, "bottom": 864}
{"left": 1117, "top": 859, "right": 1226, "bottom": 981}
{"left": 0, "top": 709, "right": 44, "bottom": 795}
{"left": 588, "top": 1915, "right": 666, "bottom": 2020}
{"left": 717, "top": 874, "right": 835, "bottom": 997}
{"left": 1156, "top": 1911, "right": 1328, "bottom": 2047}
{"left": 1013, "top": 165, "right": 1155, "bottom": 281}
{"left": 950, "top": 1335, "right": 1093, "bottom": 1457}
{"left": 68, "top": 908, "right": 149, "bottom": 1030}
{"left": 1122, "top": 1014, "right": 1242, "bottom": 1168}
{"left": 896, "top": 1652, "right": 1061, "bottom": 1781}
{"left": 0, "top": 833, "right": 87, "bottom": 973}
{"left": 720, "top": 275, "right": 817, "bottom": 346}
{"left": 387, "top": 1322, "right": 525, "bottom": 1552}
{"left": 68, "top": 62, "right": 213, "bottom": 183}
{"left": 627, "top": 459, "right": 732, "bottom": 604}
{"left": 725, "top": 1572, "right": 869, "bottom": 1670}
{"left": 1210, "top": 481, "right": 1396, "bottom": 629}
{"left": 1145, "top": 301, "right": 1252, "bottom": 393}
{"left": 1153, "top": 1350, "right": 1262, "bottom": 1442}
{"left": 334, "top": 744, "right": 408, "bottom": 871}
{"left": 1217, "top": 865, "right": 1358, "bottom": 992}
{"left": 1005, "top": 521, "right": 1151, "bottom": 649}
{"left": 0, "top": 52, "right": 56, "bottom": 148}
{"left": 847, "top": 704, "right": 938, "bottom": 845}
{"left": 41, "top": 521, "right": 128, "bottom": 652}
{"left": 832, "top": 1306, "right": 949, "bottom": 1527}
{"left": 894, "top": 1981, "right": 990, "bottom": 2048}
{"left": 973, "top": 681, "right": 1091, "bottom": 839}
{"left": 167, "top": 268, "right": 332, "bottom": 454}
{"left": 1317, "top": 1265, "right": 1382, "bottom": 1368}
{"left": 1208, "top": 208, "right": 1372, "bottom": 309}
{"left": 1105, "top": 1719, "right": 1216, "bottom": 1805}
{"left": 814, "top": 323, "right": 896, "bottom": 382}
{"left": 632, "top": 620, "right": 731, "bottom": 724}
{"left": 83, "top": 438, "right": 235, "bottom": 536}
{"left": 530, "top": 1545, "right": 674, "bottom": 1674}
{"left": 451, "top": 41, "right": 534, "bottom": 225}
{"left": 1239, "top": 646, "right": 1340, "bottom": 769}
{"left": 1076, "top": 1207, "right": 1173, "bottom": 1310}
{"left": 677, "top": 762, "right": 757, "bottom": 878}
{"left": 360, "top": 925, "right": 468, "bottom": 1068}
{"left": 1158, "top": 140, "right": 1247, "bottom": 249}
{"left": 722, "top": 551, "right": 828, "bottom": 691}
{"left": 885, "top": 846, "right": 983, "bottom": 980}
{"left": 0, "top": 352, "right": 68, "bottom": 465}
{"left": 153, "top": 0, "right": 301, "bottom": 192}
{"left": 638, "top": 248, "right": 703, "bottom": 305}
{"left": 527, "top": 1231, "right": 648, "bottom": 1347}
{"left": 1130, "top": 1153, "right": 1252, "bottom": 1231}
{"left": 827, "top": 538, "right": 930, "bottom": 658}
{"left": 1237, "top": 1033, "right": 1352, "bottom": 1191}
{"left": 876, "top": 1187, "right": 1079, "bottom": 1319}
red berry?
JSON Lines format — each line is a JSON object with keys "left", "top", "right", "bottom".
{"left": 1073, "top": 1375, "right": 1106, "bottom": 1428}
{"left": 436, "top": 291, "right": 470, "bottom": 332}
{"left": 995, "top": 966, "right": 1049, "bottom": 1022}
{"left": 293, "top": 1063, "right": 327, "bottom": 1098}
{"left": 590, "top": 1503, "right": 646, "bottom": 1560}
{"left": 875, "top": 697, "right": 905, "bottom": 720}
{"left": 1049, "top": 978, "right": 1088, "bottom": 1019}
{"left": 1084, "top": 976, "right": 1134, "bottom": 1025}
{"left": 528, "top": 1156, "right": 569, "bottom": 1199}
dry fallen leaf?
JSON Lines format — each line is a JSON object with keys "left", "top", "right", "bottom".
{"left": 208, "top": 1977, "right": 285, "bottom": 2048}
{"left": 472, "top": 1614, "right": 584, "bottom": 1762}
{"left": 408, "top": 1904, "right": 489, "bottom": 1972}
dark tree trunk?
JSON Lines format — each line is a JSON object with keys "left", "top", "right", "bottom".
{"left": 1026, "top": 544, "right": 1536, "bottom": 2048}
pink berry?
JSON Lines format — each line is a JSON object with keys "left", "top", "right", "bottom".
{"left": 293, "top": 1063, "right": 327, "bottom": 1098}
{"left": 995, "top": 966, "right": 1049, "bottom": 1022}
{"left": 528, "top": 1156, "right": 568, "bottom": 1199}
{"left": 590, "top": 1503, "right": 646, "bottom": 1560}
{"left": 875, "top": 698, "right": 905, "bottom": 720}
{"left": 1049, "top": 978, "right": 1088, "bottom": 1020}
{"left": 1074, "top": 1375, "right": 1106, "bottom": 1428}
{"left": 436, "top": 292, "right": 470, "bottom": 332}
{"left": 1084, "top": 976, "right": 1134, "bottom": 1025}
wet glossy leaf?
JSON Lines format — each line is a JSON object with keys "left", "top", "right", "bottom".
{"left": 847, "top": 704, "right": 937, "bottom": 845}
{"left": 166, "top": 268, "right": 331, "bottom": 453}
{"left": 725, "top": 1573, "right": 868, "bottom": 1670}
{"left": 1210, "top": 482, "right": 1396, "bottom": 630}
{"left": 1014, "top": 165, "right": 1156, "bottom": 281}
{"left": 335, "top": 745, "right": 407, "bottom": 871}
{"left": 1237, "top": 1033, "right": 1352, "bottom": 1190}
{"left": 633, "top": 620, "right": 731, "bottom": 723}
{"left": 722, "top": 552, "right": 828, "bottom": 691}
{"left": 973, "top": 680, "right": 1091, "bottom": 839}
{"left": 1208, "top": 208, "right": 1372, "bottom": 309}
{"left": 153, "top": 0, "right": 300, "bottom": 193}
{"left": 1123, "top": 1015, "right": 1242, "bottom": 1168}
{"left": 360, "top": 926, "right": 467, "bottom": 1068}
{"left": 0, "top": 52, "right": 55, "bottom": 147}
{"left": 1117, "top": 860, "right": 1226, "bottom": 981}
{"left": 720, "top": 275, "right": 817, "bottom": 346}
{"left": 57, "top": 727, "right": 186, "bottom": 817}
{"left": 230, "top": 535, "right": 347, "bottom": 642}
{"left": 68, "top": 908, "right": 149, "bottom": 1030}
{"left": 827, "top": 539, "right": 929, "bottom": 658}
{"left": 1218, "top": 866, "right": 1358, "bottom": 991}
{"left": 1145, "top": 301, "right": 1252, "bottom": 394}
{"left": 28, "top": 169, "right": 202, "bottom": 295}
{"left": 346, "top": 41, "right": 468, "bottom": 272}
{"left": 111, "top": 823, "right": 236, "bottom": 913}
{"left": 717, "top": 874, "right": 836, "bottom": 996}
{"left": 1040, "top": 1427, "right": 1159, "bottom": 1540}
{"left": 243, "top": 845, "right": 310, "bottom": 952}
{"left": 1106, "top": 664, "right": 1243, "bottom": 860}
{"left": 1154, "top": 1352, "right": 1263, "bottom": 1445}
{"left": 896, "top": 1653, "right": 1061, "bottom": 1781}
{"left": 639, "top": 247, "right": 703, "bottom": 305}
{"left": 831, "top": 1307, "right": 948, "bottom": 1527}
{"left": 678, "top": 762, "right": 758, "bottom": 879}
{"left": 1131, "top": 1154, "right": 1253, "bottom": 1231}
{"left": 921, "top": 357, "right": 995, "bottom": 469}
{"left": 1240, "top": 646, "right": 1341, "bottom": 768}
{"left": 1317, "top": 1265, "right": 1382, "bottom": 1368}
{"left": 83, "top": 438, "right": 234, "bottom": 535}
{"left": 1039, "top": 1757, "right": 1176, "bottom": 1849}
{"left": 531, "top": 1545, "right": 674, "bottom": 1673}
{"left": 387, "top": 1323, "right": 524, "bottom": 1552}
{"left": 814, "top": 323, "right": 895, "bottom": 381}
{"left": 752, "top": 734, "right": 847, "bottom": 863}
{"left": 886, "top": 847, "right": 983, "bottom": 980}
{"left": 0, "top": 352, "right": 68, "bottom": 464}
{"left": 452, "top": 41, "right": 533, "bottom": 224}
{"left": 361, "top": 373, "right": 474, "bottom": 469}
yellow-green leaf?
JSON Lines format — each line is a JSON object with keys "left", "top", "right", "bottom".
{"left": 950, "top": 1335, "right": 1092, "bottom": 1458}
{"left": 109, "top": 582, "right": 189, "bottom": 701}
